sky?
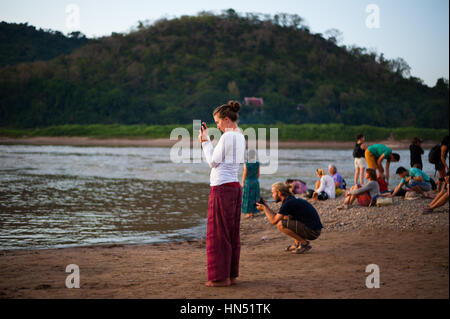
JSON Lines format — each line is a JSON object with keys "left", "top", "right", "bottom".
{"left": 1, "top": 0, "right": 448, "bottom": 87}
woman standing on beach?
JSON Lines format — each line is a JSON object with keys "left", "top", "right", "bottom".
{"left": 241, "top": 149, "right": 261, "bottom": 218}
{"left": 199, "top": 101, "right": 246, "bottom": 287}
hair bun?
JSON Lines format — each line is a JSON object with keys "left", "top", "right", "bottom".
{"left": 227, "top": 100, "right": 241, "bottom": 113}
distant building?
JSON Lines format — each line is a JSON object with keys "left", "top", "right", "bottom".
{"left": 244, "top": 97, "right": 264, "bottom": 107}
{"left": 296, "top": 103, "right": 306, "bottom": 111}
{"left": 244, "top": 97, "right": 264, "bottom": 114}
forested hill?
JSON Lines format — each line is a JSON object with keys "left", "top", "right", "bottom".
{"left": 0, "top": 10, "right": 448, "bottom": 129}
{"left": 0, "top": 22, "right": 89, "bottom": 68}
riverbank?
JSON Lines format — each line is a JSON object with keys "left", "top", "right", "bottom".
{"left": 0, "top": 195, "right": 447, "bottom": 299}
{"left": 0, "top": 136, "right": 440, "bottom": 149}
{"left": 0, "top": 123, "right": 447, "bottom": 147}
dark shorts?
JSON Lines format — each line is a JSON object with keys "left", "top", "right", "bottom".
{"left": 281, "top": 219, "right": 321, "bottom": 241}
{"left": 406, "top": 180, "right": 432, "bottom": 191}
{"left": 435, "top": 161, "right": 445, "bottom": 172}
{"left": 317, "top": 191, "right": 328, "bottom": 201}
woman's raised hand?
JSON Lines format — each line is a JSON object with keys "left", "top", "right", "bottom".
{"left": 198, "top": 122, "right": 208, "bottom": 143}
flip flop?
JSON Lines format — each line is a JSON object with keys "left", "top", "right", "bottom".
{"left": 291, "top": 242, "right": 312, "bottom": 254}
{"left": 284, "top": 244, "right": 298, "bottom": 252}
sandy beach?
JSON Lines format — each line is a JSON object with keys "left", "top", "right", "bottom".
{"left": 0, "top": 136, "right": 440, "bottom": 149}
{"left": 0, "top": 195, "right": 447, "bottom": 299}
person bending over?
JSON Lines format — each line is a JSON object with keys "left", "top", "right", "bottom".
{"left": 256, "top": 182, "right": 323, "bottom": 254}
{"left": 389, "top": 166, "right": 433, "bottom": 199}
{"left": 365, "top": 144, "right": 400, "bottom": 186}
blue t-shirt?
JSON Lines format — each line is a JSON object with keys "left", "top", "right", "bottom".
{"left": 278, "top": 195, "right": 323, "bottom": 230}
{"left": 332, "top": 173, "right": 344, "bottom": 189}
{"left": 401, "top": 167, "right": 431, "bottom": 184}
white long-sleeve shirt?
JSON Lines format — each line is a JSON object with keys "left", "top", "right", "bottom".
{"left": 316, "top": 175, "right": 336, "bottom": 199}
{"left": 202, "top": 131, "right": 246, "bottom": 186}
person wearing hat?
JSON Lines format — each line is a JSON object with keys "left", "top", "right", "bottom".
{"left": 409, "top": 137, "right": 424, "bottom": 170}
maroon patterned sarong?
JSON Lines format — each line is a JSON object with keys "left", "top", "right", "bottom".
{"left": 206, "top": 182, "right": 242, "bottom": 282}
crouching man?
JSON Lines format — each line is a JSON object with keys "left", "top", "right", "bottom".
{"left": 256, "top": 182, "right": 323, "bottom": 254}
{"left": 389, "top": 166, "right": 434, "bottom": 199}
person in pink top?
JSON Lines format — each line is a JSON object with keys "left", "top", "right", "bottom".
{"left": 286, "top": 179, "right": 308, "bottom": 195}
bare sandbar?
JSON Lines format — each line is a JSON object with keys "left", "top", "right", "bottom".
{"left": 0, "top": 196, "right": 447, "bottom": 299}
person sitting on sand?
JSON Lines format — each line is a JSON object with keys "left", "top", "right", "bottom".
{"left": 311, "top": 168, "right": 335, "bottom": 201}
{"left": 337, "top": 168, "right": 380, "bottom": 210}
{"left": 255, "top": 182, "right": 323, "bottom": 254}
{"left": 329, "top": 164, "right": 345, "bottom": 196}
{"left": 424, "top": 172, "right": 449, "bottom": 214}
{"left": 389, "top": 166, "right": 433, "bottom": 199}
{"left": 286, "top": 179, "right": 308, "bottom": 195}
{"left": 365, "top": 144, "right": 400, "bottom": 186}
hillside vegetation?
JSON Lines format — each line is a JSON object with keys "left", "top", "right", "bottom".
{"left": 0, "top": 10, "right": 448, "bottom": 129}
{"left": 0, "top": 124, "right": 447, "bottom": 143}
{"left": 0, "top": 22, "right": 88, "bottom": 68}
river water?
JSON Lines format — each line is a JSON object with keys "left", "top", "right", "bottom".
{"left": 0, "top": 145, "right": 437, "bottom": 250}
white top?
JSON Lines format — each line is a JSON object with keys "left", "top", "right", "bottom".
{"left": 316, "top": 175, "right": 336, "bottom": 199}
{"left": 202, "top": 131, "right": 246, "bottom": 186}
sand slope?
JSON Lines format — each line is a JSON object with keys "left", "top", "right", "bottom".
{"left": 0, "top": 196, "right": 448, "bottom": 299}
